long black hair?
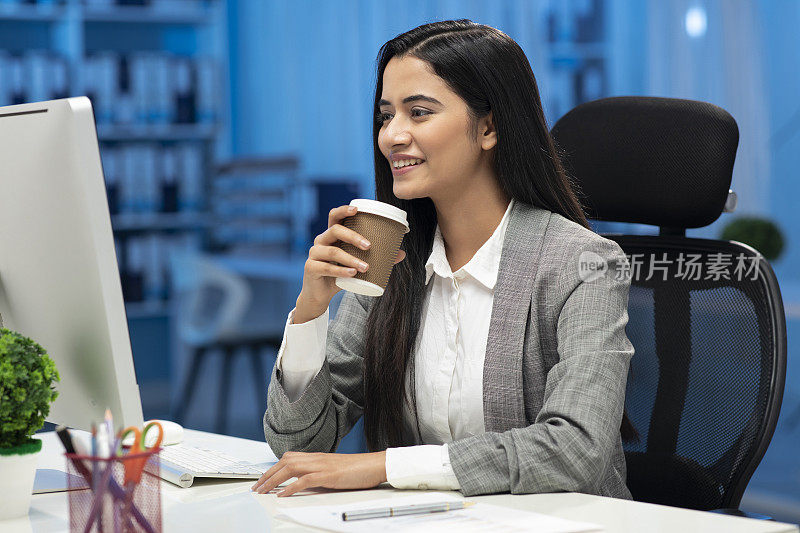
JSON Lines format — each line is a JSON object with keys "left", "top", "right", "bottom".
{"left": 362, "top": 19, "right": 636, "bottom": 450}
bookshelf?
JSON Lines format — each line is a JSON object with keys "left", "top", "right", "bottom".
{"left": 0, "top": 0, "right": 230, "bottom": 318}
{"left": 0, "top": 0, "right": 232, "bottom": 418}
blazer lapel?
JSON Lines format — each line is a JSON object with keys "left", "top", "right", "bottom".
{"left": 483, "top": 201, "right": 551, "bottom": 432}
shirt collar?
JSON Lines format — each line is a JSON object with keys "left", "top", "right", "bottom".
{"left": 424, "top": 199, "right": 515, "bottom": 289}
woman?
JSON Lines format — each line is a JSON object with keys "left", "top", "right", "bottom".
{"left": 253, "top": 19, "right": 635, "bottom": 499}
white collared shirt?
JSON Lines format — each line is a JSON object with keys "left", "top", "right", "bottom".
{"left": 276, "top": 199, "right": 515, "bottom": 490}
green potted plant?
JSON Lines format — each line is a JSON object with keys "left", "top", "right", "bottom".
{"left": 0, "top": 327, "right": 59, "bottom": 520}
{"left": 721, "top": 216, "right": 786, "bottom": 261}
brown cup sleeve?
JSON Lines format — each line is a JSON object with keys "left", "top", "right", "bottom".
{"left": 337, "top": 212, "right": 406, "bottom": 290}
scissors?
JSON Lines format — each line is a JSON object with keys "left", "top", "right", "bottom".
{"left": 117, "top": 421, "right": 163, "bottom": 484}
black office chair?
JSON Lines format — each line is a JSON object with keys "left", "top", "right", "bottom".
{"left": 551, "top": 96, "right": 787, "bottom": 514}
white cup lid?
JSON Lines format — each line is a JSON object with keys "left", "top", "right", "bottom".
{"left": 349, "top": 199, "right": 409, "bottom": 232}
{"left": 335, "top": 277, "right": 385, "bottom": 297}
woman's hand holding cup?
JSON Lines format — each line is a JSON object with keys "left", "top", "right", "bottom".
{"left": 294, "top": 205, "right": 405, "bottom": 324}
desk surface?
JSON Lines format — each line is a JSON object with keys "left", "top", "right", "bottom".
{"left": 8, "top": 430, "right": 797, "bottom": 533}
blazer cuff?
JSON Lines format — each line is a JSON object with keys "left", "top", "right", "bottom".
{"left": 385, "top": 444, "right": 460, "bottom": 490}
{"left": 266, "top": 358, "right": 332, "bottom": 433}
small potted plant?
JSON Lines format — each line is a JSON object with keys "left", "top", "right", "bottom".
{"left": 721, "top": 216, "right": 785, "bottom": 261}
{"left": 0, "top": 327, "right": 59, "bottom": 520}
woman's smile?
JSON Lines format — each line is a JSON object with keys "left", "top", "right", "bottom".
{"left": 391, "top": 160, "right": 425, "bottom": 175}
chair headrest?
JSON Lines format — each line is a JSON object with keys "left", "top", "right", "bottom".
{"left": 551, "top": 96, "right": 739, "bottom": 229}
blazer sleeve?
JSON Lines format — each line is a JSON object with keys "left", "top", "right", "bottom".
{"left": 446, "top": 237, "right": 634, "bottom": 497}
{"left": 263, "top": 291, "right": 371, "bottom": 456}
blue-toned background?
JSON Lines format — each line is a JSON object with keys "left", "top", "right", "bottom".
{"left": 2, "top": 0, "right": 798, "bottom": 522}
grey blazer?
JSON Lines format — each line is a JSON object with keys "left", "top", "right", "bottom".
{"left": 264, "top": 200, "right": 634, "bottom": 499}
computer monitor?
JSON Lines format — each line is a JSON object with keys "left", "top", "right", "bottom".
{"left": 0, "top": 97, "right": 144, "bottom": 432}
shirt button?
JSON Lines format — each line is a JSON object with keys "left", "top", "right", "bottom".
{"left": 418, "top": 483, "right": 429, "bottom": 490}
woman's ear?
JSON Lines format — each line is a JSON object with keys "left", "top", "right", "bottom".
{"left": 479, "top": 111, "right": 497, "bottom": 151}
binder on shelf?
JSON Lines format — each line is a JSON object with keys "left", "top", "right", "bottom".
{"left": 160, "top": 146, "right": 180, "bottom": 213}
{"left": 176, "top": 143, "right": 204, "bottom": 212}
{"left": 102, "top": 148, "right": 121, "bottom": 215}
{"left": 141, "top": 145, "right": 159, "bottom": 213}
{"left": 195, "top": 56, "right": 217, "bottom": 124}
{"left": 142, "top": 234, "right": 166, "bottom": 302}
{"left": 0, "top": 51, "right": 11, "bottom": 107}
{"left": 173, "top": 56, "right": 195, "bottom": 124}
{"left": 120, "top": 145, "right": 139, "bottom": 214}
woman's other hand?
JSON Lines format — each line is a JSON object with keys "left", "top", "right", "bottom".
{"left": 251, "top": 451, "right": 388, "bottom": 496}
{"left": 294, "top": 205, "right": 405, "bottom": 324}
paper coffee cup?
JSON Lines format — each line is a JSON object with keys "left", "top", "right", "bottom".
{"left": 334, "top": 199, "right": 410, "bottom": 297}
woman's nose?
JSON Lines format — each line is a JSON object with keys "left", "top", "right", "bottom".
{"left": 385, "top": 119, "right": 412, "bottom": 145}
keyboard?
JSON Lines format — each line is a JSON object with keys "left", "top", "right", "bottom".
{"left": 158, "top": 445, "right": 273, "bottom": 488}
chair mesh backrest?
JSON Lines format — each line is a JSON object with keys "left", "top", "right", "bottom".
{"left": 609, "top": 235, "right": 786, "bottom": 510}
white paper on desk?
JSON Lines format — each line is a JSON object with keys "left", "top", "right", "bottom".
{"left": 278, "top": 492, "right": 603, "bottom": 533}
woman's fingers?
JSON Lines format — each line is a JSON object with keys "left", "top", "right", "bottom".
{"left": 277, "top": 472, "right": 326, "bottom": 498}
{"left": 252, "top": 452, "right": 324, "bottom": 494}
{"left": 306, "top": 223, "right": 373, "bottom": 281}
{"left": 252, "top": 452, "right": 302, "bottom": 492}
{"left": 328, "top": 205, "right": 357, "bottom": 228}
{"left": 315, "top": 223, "right": 371, "bottom": 250}
{"left": 305, "top": 258, "right": 357, "bottom": 279}
{"left": 253, "top": 464, "right": 296, "bottom": 494}
{"left": 301, "top": 244, "right": 404, "bottom": 287}
{"left": 251, "top": 460, "right": 285, "bottom": 490}
{"left": 309, "top": 245, "right": 369, "bottom": 273}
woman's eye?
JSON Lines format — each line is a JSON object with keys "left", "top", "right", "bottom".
{"left": 375, "top": 109, "right": 432, "bottom": 125}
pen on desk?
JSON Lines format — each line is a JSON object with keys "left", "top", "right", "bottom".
{"left": 104, "top": 408, "right": 114, "bottom": 447}
{"left": 97, "top": 420, "right": 111, "bottom": 458}
{"left": 341, "top": 501, "right": 475, "bottom": 521}
{"left": 91, "top": 423, "right": 98, "bottom": 493}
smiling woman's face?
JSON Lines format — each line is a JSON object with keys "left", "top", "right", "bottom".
{"left": 377, "top": 55, "right": 495, "bottom": 202}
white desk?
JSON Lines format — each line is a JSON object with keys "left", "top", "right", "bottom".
{"left": 7, "top": 430, "right": 798, "bottom": 533}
